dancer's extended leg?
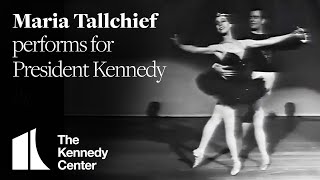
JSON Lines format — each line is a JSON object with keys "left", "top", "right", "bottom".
{"left": 251, "top": 72, "right": 276, "bottom": 170}
{"left": 223, "top": 105, "right": 241, "bottom": 175}
{"left": 193, "top": 104, "right": 223, "bottom": 167}
{"left": 253, "top": 106, "right": 270, "bottom": 170}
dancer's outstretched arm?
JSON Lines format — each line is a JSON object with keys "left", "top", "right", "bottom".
{"left": 241, "top": 27, "right": 310, "bottom": 48}
{"left": 171, "top": 34, "right": 223, "bottom": 54}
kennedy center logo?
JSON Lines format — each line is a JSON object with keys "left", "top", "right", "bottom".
{"left": 12, "top": 128, "right": 50, "bottom": 170}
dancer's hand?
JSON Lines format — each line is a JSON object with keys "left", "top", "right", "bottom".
{"left": 212, "top": 63, "right": 237, "bottom": 80}
{"left": 170, "top": 34, "right": 181, "bottom": 46}
{"left": 292, "top": 26, "right": 311, "bottom": 43}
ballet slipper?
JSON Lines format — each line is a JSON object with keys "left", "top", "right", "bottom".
{"left": 192, "top": 149, "right": 205, "bottom": 168}
{"left": 230, "top": 160, "right": 242, "bottom": 176}
{"left": 260, "top": 155, "right": 271, "bottom": 171}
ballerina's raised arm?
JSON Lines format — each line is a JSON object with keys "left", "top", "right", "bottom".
{"left": 171, "top": 34, "right": 224, "bottom": 54}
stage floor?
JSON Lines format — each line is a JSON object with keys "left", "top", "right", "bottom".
{"left": 64, "top": 116, "right": 320, "bottom": 180}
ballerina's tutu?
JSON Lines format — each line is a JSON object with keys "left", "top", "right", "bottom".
{"left": 196, "top": 53, "right": 267, "bottom": 106}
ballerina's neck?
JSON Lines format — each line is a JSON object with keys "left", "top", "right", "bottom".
{"left": 222, "top": 31, "right": 235, "bottom": 43}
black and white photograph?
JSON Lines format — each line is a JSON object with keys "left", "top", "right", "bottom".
{"left": 9, "top": 0, "right": 320, "bottom": 179}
